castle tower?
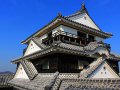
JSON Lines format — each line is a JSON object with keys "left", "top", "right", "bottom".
{"left": 9, "top": 3, "right": 120, "bottom": 90}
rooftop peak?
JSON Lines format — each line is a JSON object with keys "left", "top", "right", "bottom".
{"left": 80, "top": 2, "right": 88, "bottom": 14}
{"left": 65, "top": 2, "right": 88, "bottom": 18}
{"left": 57, "top": 12, "right": 62, "bottom": 17}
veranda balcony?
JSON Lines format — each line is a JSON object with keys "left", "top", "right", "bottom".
{"left": 42, "top": 31, "right": 95, "bottom": 46}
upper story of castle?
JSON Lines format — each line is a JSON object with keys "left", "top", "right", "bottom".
{"left": 20, "top": 3, "right": 112, "bottom": 56}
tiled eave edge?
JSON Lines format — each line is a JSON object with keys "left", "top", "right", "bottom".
{"left": 108, "top": 53, "right": 120, "bottom": 61}
{"left": 22, "top": 15, "right": 112, "bottom": 44}
{"left": 60, "top": 16, "right": 112, "bottom": 38}
{"left": 11, "top": 45, "right": 89, "bottom": 64}
{"left": 0, "top": 86, "right": 12, "bottom": 88}
{"left": 11, "top": 44, "right": 120, "bottom": 64}
{"left": 61, "top": 78, "right": 120, "bottom": 82}
{"left": 108, "top": 56, "right": 120, "bottom": 61}
{"left": 11, "top": 46, "right": 54, "bottom": 64}
{"left": 8, "top": 83, "right": 30, "bottom": 90}
{"left": 59, "top": 78, "right": 120, "bottom": 89}
{"left": 0, "top": 74, "right": 14, "bottom": 88}
{"left": 21, "top": 15, "right": 61, "bottom": 44}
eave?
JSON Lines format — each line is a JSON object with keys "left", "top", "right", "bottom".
{"left": 108, "top": 53, "right": 120, "bottom": 61}
{"left": 11, "top": 45, "right": 89, "bottom": 64}
{"left": 12, "top": 41, "right": 120, "bottom": 64}
{"left": 21, "top": 15, "right": 61, "bottom": 44}
{"left": 60, "top": 16, "right": 112, "bottom": 38}
{"left": 21, "top": 15, "right": 112, "bottom": 44}
{"left": 0, "top": 74, "right": 14, "bottom": 88}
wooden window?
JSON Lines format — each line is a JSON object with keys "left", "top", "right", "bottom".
{"left": 88, "top": 35, "right": 94, "bottom": 42}
{"left": 78, "top": 61, "right": 84, "bottom": 70}
{"left": 48, "top": 31, "right": 52, "bottom": 38}
{"left": 43, "top": 61, "right": 49, "bottom": 69}
{"left": 49, "top": 59, "right": 58, "bottom": 70}
{"left": 77, "top": 31, "right": 86, "bottom": 38}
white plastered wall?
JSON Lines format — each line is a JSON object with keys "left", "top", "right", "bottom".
{"left": 52, "top": 25, "right": 104, "bottom": 42}
{"left": 14, "top": 64, "right": 29, "bottom": 79}
{"left": 90, "top": 62, "right": 119, "bottom": 78}
{"left": 52, "top": 25, "right": 77, "bottom": 35}
{"left": 95, "top": 36, "right": 104, "bottom": 42}
{"left": 24, "top": 40, "right": 41, "bottom": 56}
{"left": 61, "top": 25, "right": 78, "bottom": 35}
{"left": 39, "top": 34, "right": 47, "bottom": 41}
{"left": 68, "top": 13, "right": 100, "bottom": 30}
{"left": 52, "top": 26, "right": 62, "bottom": 34}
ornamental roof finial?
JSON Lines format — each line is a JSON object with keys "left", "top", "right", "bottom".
{"left": 58, "top": 12, "right": 62, "bottom": 17}
{"left": 80, "top": 2, "right": 88, "bottom": 14}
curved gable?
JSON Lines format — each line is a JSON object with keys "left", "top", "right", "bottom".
{"left": 24, "top": 40, "right": 41, "bottom": 56}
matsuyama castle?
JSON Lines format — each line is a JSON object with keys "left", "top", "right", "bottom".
{"left": 2, "top": 3, "right": 120, "bottom": 90}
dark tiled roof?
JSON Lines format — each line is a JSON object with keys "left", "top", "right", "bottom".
{"left": 84, "top": 42, "right": 105, "bottom": 51}
{"left": 22, "top": 14, "right": 112, "bottom": 44}
{"left": 9, "top": 73, "right": 55, "bottom": 90}
{"left": 12, "top": 46, "right": 53, "bottom": 63}
{"left": 0, "top": 74, "right": 14, "bottom": 87}
{"left": 58, "top": 41, "right": 107, "bottom": 54}
{"left": 9, "top": 72, "right": 120, "bottom": 90}
{"left": 55, "top": 41, "right": 110, "bottom": 56}
{"left": 12, "top": 41, "right": 120, "bottom": 63}
{"left": 45, "top": 72, "right": 59, "bottom": 90}
{"left": 65, "top": 3, "right": 103, "bottom": 32}
{"left": 59, "top": 16, "right": 112, "bottom": 37}
{"left": 57, "top": 42, "right": 120, "bottom": 61}
{"left": 57, "top": 42, "right": 84, "bottom": 51}
{"left": 59, "top": 78, "right": 120, "bottom": 90}
{"left": 11, "top": 42, "right": 86, "bottom": 63}
{"left": 65, "top": 3, "right": 88, "bottom": 18}
{"left": 21, "top": 60, "right": 38, "bottom": 80}
{"left": 51, "top": 73, "right": 80, "bottom": 90}
{"left": 79, "top": 57, "right": 105, "bottom": 78}
{"left": 109, "top": 53, "right": 120, "bottom": 60}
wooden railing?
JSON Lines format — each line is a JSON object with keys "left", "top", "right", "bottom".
{"left": 42, "top": 31, "right": 95, "bottom": 46}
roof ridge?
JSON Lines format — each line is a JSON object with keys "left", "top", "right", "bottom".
{"left": 65, "top": 3, "right": 88, "bottom": 18}
{"left": 0, "top": 74, "right": 14, "bottom": 87}
{"left": 22, "top": 14, "right": 112, "bottom": 44}
{"left": 60, "top": 16, "right": 112, "bottom": 36}
{"left": 20, "top": 60, "right": 38, "bottom": 80}
{"left": 79, "top": 57, "right": 105, "bottom": 78}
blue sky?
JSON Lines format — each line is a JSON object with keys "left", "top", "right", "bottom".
{"left": 0, "top": 0, "right": 120, "bottom": 72}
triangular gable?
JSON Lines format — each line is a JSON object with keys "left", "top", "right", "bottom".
{"left": 24, "top": 40, "right": 41, "bottom": 56}
{"left": 14, "top": 64, "right": 29, "bottom": 79}
{"left": 21, "top": 60, "right": 38, "bottom": 80}
{"left": 68, "top": 13, "right": 100, "bottom": 31}
{"left": 90, "top": 61, "right": 119, "bottom": 78}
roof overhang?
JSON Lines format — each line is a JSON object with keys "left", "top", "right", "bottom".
{"left": 11, "top": 45, "right": 90, "bottom": 64}
{"left": 21, "top": 16, "right": 113, "bottom": 44}
{"left": 12, "top": 42, "right": 120, "bottom": 64}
